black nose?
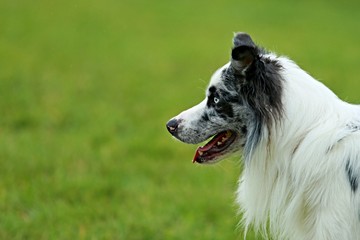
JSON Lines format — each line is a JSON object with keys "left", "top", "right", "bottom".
{"left": 166, "top": 119, "right": 179, "bottom": 135}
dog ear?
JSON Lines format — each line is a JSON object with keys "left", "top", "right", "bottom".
{"left": 231, "top": 33, "right": 257, "bottom": 73}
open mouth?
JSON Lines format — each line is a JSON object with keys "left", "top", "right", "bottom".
{"left": 193, "top": 130, "right": 237, "bottom": 164}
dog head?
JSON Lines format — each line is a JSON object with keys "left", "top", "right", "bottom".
{"left": 166, "top": 33, "right": 284, "bottom": 164}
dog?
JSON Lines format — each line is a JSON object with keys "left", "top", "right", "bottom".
{"left": 166, "top": 33, "right": 360, "bottom": 240}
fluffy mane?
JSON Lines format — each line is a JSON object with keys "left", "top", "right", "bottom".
{"left": 167, "top": 33, "right": 360, "bottom": 240}
{"left": 237, "top": 54, "right": 360, "bottom": 239}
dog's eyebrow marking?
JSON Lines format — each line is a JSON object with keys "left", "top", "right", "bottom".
{"left": 208, "top": 86, "right": 217, "bottom": 93}
{"left": 345, "top": 160, "right": 358, "bottom": 193}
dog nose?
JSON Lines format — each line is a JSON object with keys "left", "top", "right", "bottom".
{"left": 166, "top": 119, "right": 179, "bottom": 134}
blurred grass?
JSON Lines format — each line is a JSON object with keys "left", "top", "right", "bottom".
{"left": 0, "top": 0, "right": 359, "bottom": 239}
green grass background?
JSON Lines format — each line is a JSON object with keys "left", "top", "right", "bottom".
{"left": 0, "top": 0, "right": 359, "bottom": 239}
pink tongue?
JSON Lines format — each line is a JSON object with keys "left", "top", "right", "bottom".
{"left": 193, "top": 132, "right": 227, "bottom": 163}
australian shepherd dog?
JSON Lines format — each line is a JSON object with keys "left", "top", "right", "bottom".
{"left": 166, "top": 33, "right": 360, "bottom": 240}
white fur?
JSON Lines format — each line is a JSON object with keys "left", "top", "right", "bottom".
{"left": 168, "top": 51, "right": 360, "bottom": 239}
{"left": 237, "top": 55, "right": 360, "bottom": 239}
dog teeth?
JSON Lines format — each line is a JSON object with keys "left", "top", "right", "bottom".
{"left": 198, "top": 151, "right": 204, "bottom": 156}
{"left": 226, "top": 131, "right": 232, "bottom": 138}
{"left": 218, "top": 131, "right": 232, "bottom": 145}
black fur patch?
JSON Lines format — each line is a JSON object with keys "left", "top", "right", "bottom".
{"left": 241, "top": 55, "right": 284, "bottom": 126}
{"left": 206, "top": 87, "right": 217, "bottom": 107}
{"left": 209, "top": 86, "right": 217, "bottom": 93}
{"left": 241, "top": 126, "right": 247, "bottom": 135}
{"left": 201, "top": 113, "right": 209, "bottom": 121}
{"left": 216, "top": 101, "right": 234, "bottom": 118}
{"left": 346, "top": 160, "right": 358, "bottom": 193}
{"left": 227, "top": 53, "right": 284, "bottom": 156}
{"left": 207, "top": 85, "right": 234, "bottom": 119}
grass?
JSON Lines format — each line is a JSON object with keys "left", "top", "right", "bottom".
{"left": 0, "top": 0, "right": 359, "bottom": 239}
